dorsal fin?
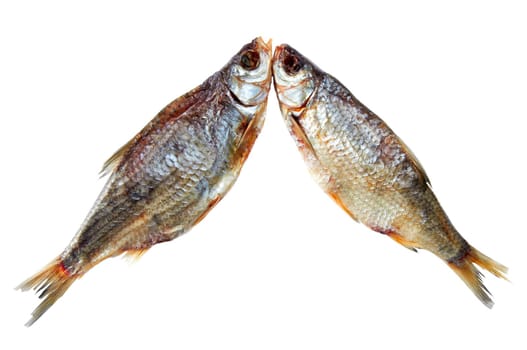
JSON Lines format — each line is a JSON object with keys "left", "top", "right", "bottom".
{"left": 398, "top": 136, "right": 431, "bottom": 186}
{"left": 98, "top": 81, "right": 212, "bottom": 178}
{"left": 99, "top": 138, "right": 136, "bottom": 177}
{"left": 332, "top": 75, "right": 432, "bottom": 188}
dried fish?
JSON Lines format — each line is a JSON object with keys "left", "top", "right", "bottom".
{"left": 18, "top": 37, "right": 272, "bottom": 326}
{"left": 272, "top": 44, "right": 507, "bottom": 307}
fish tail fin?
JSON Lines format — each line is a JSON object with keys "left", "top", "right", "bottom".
{"left": 17, "top": 257, "right": 78, "bottom": 326}
{"left": 469, "top": 247, "right": 508, "bottom": 281}
{"left": 447, "top": 245, "right": 508, "bottom": 309}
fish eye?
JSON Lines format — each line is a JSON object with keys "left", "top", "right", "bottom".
{"left": 283, "top": 54, "right": 304, "bottom": 75}
{"left": 240, "top": 50, "right": 260, "bottom": 71}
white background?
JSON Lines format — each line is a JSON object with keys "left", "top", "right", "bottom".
{"left": 1, "top": 1, "right": 526, "bottom": 349}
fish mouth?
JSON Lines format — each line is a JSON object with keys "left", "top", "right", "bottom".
{"left": 254, "top": 37, "right": 272, "bottom": 57}
{"left": 272, "top": 43, "right": 285, "bottom": 62}
{"left": 271, "top": 44, "right": 287, "bottom": 77}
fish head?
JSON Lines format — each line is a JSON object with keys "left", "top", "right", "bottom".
{"left": 226, "top": 37, "right": 272, "bottom": 106}
{"left": 272, "top": 44, "right": 316, "bottom": 114}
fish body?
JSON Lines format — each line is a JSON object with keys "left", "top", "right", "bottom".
{"left": 272, "top": 44, "right": 507, "bottom": 307}
{"left": 18, "top": 37, "right": 272, "bottom": 325}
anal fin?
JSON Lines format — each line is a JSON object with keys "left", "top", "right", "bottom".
{"left": 375, "top": 227, "right": 419, "bottom": 253}
{"left": 122, "top": 248, "right": 150, "bottom": 262}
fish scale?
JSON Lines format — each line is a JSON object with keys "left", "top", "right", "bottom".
{"left": 306, "top": 89, "right": 393, "bottom": 226}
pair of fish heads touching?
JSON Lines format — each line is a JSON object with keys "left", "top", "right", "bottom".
{"left": 17, "top": 37, "right": 508, "bottom": 326}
